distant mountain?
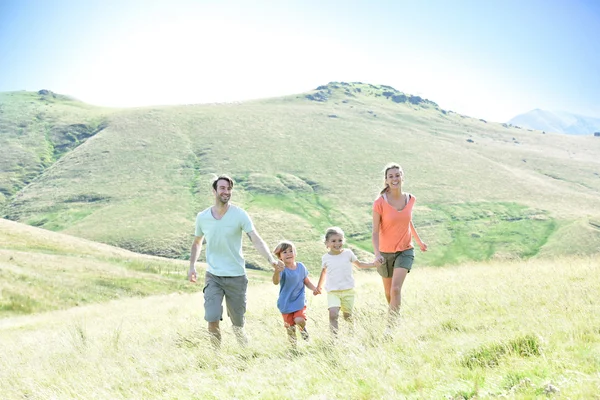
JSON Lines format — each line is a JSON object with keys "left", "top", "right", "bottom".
{"left": 508, "top": 109, "right": 600, "bottom": 135}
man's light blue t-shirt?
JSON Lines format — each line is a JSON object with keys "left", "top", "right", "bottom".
{"left": 277, "top": 262, "right": 308, "bottom": 314}
{"left": 195, "top": 205, "right": 254, "bottom": 277}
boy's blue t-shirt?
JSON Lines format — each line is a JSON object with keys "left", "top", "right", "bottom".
{"left": 277, "top": 262, "right": 308, "bottom": 314}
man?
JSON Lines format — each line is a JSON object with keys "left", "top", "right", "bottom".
{"left": 188, "top": 175, "right": 282, "bottom": 347}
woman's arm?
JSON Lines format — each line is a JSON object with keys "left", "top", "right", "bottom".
{"left": 410, "top": 220, "right": 428, "bottom": 252}
{"left": 372, "top": 210, "right": 384, "bottom": 263}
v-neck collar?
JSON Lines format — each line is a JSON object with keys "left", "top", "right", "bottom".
{"left": 383, "top": 193, "right": 410, "bottom": 212}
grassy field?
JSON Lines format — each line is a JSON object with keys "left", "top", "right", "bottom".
{"left": 1, "top": 248, "right": 598, "bottom": 399}
{"left": 2, "top": 84, "right": 600, "bottom": 271}
{"left": 0, "top": 218, "right": 202, "bottom": 317}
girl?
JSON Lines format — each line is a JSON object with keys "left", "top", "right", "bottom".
{"left": 372, "top": 163, "right": 427, "bottom": 330}
{"left": 316, "top": 227, "right": 379, "bottom": 335}
{"left": 272, "top": 240, "right": 318, "bottom": 345}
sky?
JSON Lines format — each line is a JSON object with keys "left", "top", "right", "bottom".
{"left": 1, "top": 0, "right": 599, "bottom": 122}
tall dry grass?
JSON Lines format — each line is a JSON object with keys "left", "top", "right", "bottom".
{"left": 1, "top": 255, "right": 599, "bottom": 399}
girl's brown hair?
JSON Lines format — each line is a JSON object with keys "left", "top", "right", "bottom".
{"left": 324, "top": 226, "right": 345, "bottom": 243}
{"left": 379, "top": 163, "right": 403, "bottom": 195}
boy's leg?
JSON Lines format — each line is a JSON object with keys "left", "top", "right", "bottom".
{"left": 283, "top": 313, "right": 297, "bottom": 346}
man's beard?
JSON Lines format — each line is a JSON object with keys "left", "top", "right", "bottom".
{"left": 218, "top": 195, "right": 230, "bottom": 204}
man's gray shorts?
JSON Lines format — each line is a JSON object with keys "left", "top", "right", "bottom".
{"left": 378, "top": 248, "right": 415, "bottom": 278}
{"left": 203, "top": 271, "right": 248, "bottom": 327}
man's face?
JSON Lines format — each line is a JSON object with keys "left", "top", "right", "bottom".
{"left": 214, "top": 179, "right": 232, "bottom": 204}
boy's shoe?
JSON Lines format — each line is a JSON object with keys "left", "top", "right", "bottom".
{"left": 300, "top": 327, "right": 309, "bottom": 341}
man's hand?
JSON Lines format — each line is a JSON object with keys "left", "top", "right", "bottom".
{"left": 188, "top": 268, "right": 197, "bottom": 283}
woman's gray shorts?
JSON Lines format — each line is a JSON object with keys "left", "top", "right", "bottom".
{"left": 377, "top": 248, "right": 415, "bottom": 278}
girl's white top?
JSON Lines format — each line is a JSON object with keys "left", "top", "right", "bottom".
{"left": 321, "top": 249, "right": 358, "bottom": 291}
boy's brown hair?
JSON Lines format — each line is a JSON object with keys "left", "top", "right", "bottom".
{"left": 273, "top": 240, "right": 296, "bottom": 259}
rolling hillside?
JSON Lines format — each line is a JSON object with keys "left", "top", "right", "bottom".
{"left": 1, "top": 83, "right": 600, "bottom": 270}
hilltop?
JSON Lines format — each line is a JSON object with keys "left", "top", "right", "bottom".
{"left": 1, "top": 83, "right": 600, "bottom": 270}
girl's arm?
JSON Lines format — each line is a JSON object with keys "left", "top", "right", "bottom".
{"left": 352, "top": 259, "right": 379, "bottom": 269}
{"left": 372, "top": 210, "right": 384, "bottom": 263}
{"left": 410, "top": 220, "right": 428, "bottom": 252}
{"left": 316, "top": 268, "right": 327, "bottom": 294}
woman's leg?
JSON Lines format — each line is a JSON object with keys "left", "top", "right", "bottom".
{"left": 382, "top": 277, "right": 392, "bottom": 304}
{"left": 389, "top": 267, "right": 408, "bottom": 321}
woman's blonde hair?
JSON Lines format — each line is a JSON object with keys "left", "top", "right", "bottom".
{"left": 273, "top": 240, "right": 296, "bottom": 259}
{"left": 324, "top": 226, "right": 345, "bottom": 243}
{"left": 379, "top": 163, "right": 404, "bottom": 195}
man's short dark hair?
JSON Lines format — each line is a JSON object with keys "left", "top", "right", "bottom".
{"left": 212, "top": 175, "right": 234, "bottom": 190}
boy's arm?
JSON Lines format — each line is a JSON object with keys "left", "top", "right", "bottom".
{"left": 272, "top": 264, "right": 283, "bottom": 285}
{"left": 410, "top": 221, "right": 428, "bottom": 252}
{"left": 304, "top": 276, "right": 317, "bottom": 291}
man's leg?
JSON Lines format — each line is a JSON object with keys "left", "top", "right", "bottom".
{"left": 203, "top": 272, "right": 225, "bottom": 348}
{"left": 224, "top": 275, "right": 249, "bottom": 346}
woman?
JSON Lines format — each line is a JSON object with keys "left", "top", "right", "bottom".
{"left": 372, "top": 163, "right": 427, "bottom": 328}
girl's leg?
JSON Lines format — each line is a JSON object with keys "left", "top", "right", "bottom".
{"left": 389, "top": 267, "right": 408, "bottom": 323}
{"left": 382, "top": 277, "right": 392, "bottom": 304}
{"left": 329, "top": 307, "right": 340, "bottom": 335}
{"left": 342, "top": 312, "right": 354, "bottom": 335}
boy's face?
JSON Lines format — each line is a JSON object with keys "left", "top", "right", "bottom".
{"left": 279, "top": 246, "right": 296, "bottom": 265}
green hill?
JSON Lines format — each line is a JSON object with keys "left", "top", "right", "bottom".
{"left": 1, "top": 83, "right": 600, "bottom": 270}
{"left": 0, "top": 218, "right": 198, "bottom": 317}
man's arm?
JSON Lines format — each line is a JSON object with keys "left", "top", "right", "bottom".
{"left": 188, "top": 235, "right": 204, "bottom": 282}
{"left": 246, "top": 230, "right": 282, "bottom": 269}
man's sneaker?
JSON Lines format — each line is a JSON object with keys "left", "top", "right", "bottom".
{"left": 300, "top": 327, "right": 309, "bottom": 341}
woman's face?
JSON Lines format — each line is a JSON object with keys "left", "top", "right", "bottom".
{"left": 385, "top": 168, "right": 404, "bottom": 189}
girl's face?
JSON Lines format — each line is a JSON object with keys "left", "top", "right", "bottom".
{"left": 326, "top": 234, "right": 344, "bottom": 253}
{"left": 279, "top": 246, "right": 296, "bottom": 265}
{"left": 385, "top": 168, "right": 404, "bottom": 189}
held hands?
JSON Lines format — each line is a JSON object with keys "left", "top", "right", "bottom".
{"left": 313, "top": 287, "right": 322, "bottom": 296}
{"left": 373, "top": 258, "right": 383, "bottom": 268}
{"left": 271, "top": 259, "right": 284, "bottom": 272}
